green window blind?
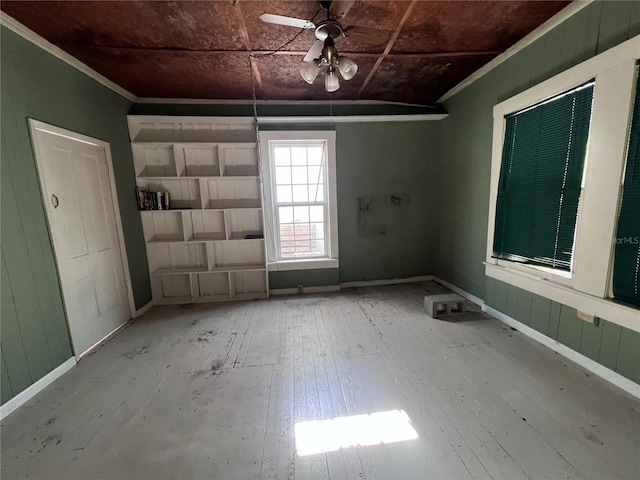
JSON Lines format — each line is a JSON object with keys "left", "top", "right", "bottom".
{"left": 613, "top": 66, "right": 640, "bottom": 307}
{"left": 493, "top": 83, "right": 594, "bottom": 271}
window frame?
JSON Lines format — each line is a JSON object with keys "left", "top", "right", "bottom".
{"left": 260, "top": 130, "right": 339, "bottom": 272}
{"left": 486, "top": 35, "right": 640, "bottom": 333}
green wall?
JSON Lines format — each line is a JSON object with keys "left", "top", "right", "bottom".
{"left": 434, "top": 1, "right": 640, "bottom": 383}
{"left": 335, "top": 122, "right": 438, "bottom": 283}
{"left": 263, "top": 121, "right": 440, "bottom": 287}
{"left": 485, "top": 278, "right": 640, "bottom": 384}
{"left": 1, "top": 26, "right": 151, "bottom": 405}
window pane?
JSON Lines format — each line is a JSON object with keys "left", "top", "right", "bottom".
{"left": 307, "top": 166, "right": 322, "bottom": 185}
{"left": 275, "top": 166, "right": 292, "bottom": 185}
{"left": 280, "top": 226, "right": 294, "bottom": 242}
{"left": 312, "top": 222, "right": 325, "bottom": 240}
{"left": 270, "top": 139, "right": 332, "bottom": 261}
{"left": 312, "top": 185, "right": 324, "bottom": 202}
{"left": 291, "top": 147, "right": 307, "bottom": 165}
{"left": 294, "top": 205, "right": 310, "bottom": 222}
{"left": 295, "top": 223, "right": 311, "bottom": 239}
{"left": 274, "top": 147, "right": 290, "bottom": 166}
{"left": 291, "top": 166, "right": 307, "bottom": 184}
{"left": 279, "top": 206, "right": 293, "bottom": 223}
{"left": 292, "top": 185, "right": 308, "bottom": 202}
{"left": 310, "top": 205, "right": 324, "bottom": 222}
{"left": 308, "top": 146, "right": 324, "bottom": 165}
{"left": 277, "top": 185, "right": 292, "bottom": 203}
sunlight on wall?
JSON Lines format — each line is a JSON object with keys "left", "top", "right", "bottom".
{"left": 295, "top": 409, "right": 419, "bottom": 456}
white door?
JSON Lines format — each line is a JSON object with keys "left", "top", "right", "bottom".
{"left": 30, "top": 121, "right": 131, "bottom": 356}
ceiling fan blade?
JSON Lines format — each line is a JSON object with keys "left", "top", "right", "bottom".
{"left": 329, "top": 0, "right": 356, "bottom": 20}
{"left": 259, "top": 13, "right": 315, "bottom": 29}
{"left": 304, "top": 40, "right": 324, "bottom": 62}
{"left": 344, "top": 25, "right": 389, "bottom": 44}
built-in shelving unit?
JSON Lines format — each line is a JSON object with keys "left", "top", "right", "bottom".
{"left": 128, "top": 116, "right": 268, "bottom": 304}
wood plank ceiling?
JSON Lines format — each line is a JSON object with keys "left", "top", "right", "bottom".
{"left": 1, "top": 1, "right": 571, "bottom": 104}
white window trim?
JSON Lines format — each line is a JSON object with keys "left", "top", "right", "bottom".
{"left": 260, "top": 130, "right": 339, "bottom": 272}
{"left": 486, "top": 34, "right": 640, "bottom": 333}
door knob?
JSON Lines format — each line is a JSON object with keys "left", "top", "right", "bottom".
{"left": 51, "top": 194, "right": 59, "bottom": 209}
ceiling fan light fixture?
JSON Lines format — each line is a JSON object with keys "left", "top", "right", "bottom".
{"left": 337, "top": 56, "right": 358, "bottom": 81}
{"left": 325, "top": 68, "right": 340, "bottom": 92}
{"left": 300, "top": 60, "right": 321, "bottom": 85}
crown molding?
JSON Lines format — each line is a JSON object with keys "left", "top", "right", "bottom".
{"left": 257, "top": 114, "right": 448, "bottom": 123}
{"left": 134, "top": 98, "right": 434, "bottom": 107}
{"left": 0, "top": 12, "right": 137, "bottom": 102}
{"left": 438, "top": 0, "right": 593, "bottom": 103}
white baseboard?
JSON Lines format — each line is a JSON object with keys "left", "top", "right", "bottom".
{"left": 434, "top": 277, "right": 485, "bottom": 306}
{"left": 1, "top": 357, "right": 77, "bottom": 420}
{"left": 133, "top": 299, "right": 154, "bottom": 318}
{"left": 270, "top": 285, "right": 341, "bottom": 296}
{"left": 78, "top": 318, "right": 133, "bottom": 359}
{"left": 270, "top": 275, "right": 438, "bottom": 295}
{"left": 482, "top": 304, "right": 640, "bottom": 399}
{"left": 340, "top": 275, "right": 435, "bottom": 289}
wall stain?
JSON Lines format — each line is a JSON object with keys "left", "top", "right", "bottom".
{"left": 357, "top": 194, "right": 411, "bottom": 237}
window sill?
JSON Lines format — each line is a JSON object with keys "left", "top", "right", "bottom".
{"left": 496, "top": 259, "right": 572, "bottom": 284}
{"left": 485, "top": 262, "right": 640, "bottom": 333}
{"left": 268, "top": 258, "right": 339, "bottom": 272}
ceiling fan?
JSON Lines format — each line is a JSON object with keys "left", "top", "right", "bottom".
{"left": 259, "top": 0, "right": 388, "bottom": 92}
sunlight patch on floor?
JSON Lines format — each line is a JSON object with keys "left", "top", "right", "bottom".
{"left": 295, "top": 409, "right": 419, "bottom": 456}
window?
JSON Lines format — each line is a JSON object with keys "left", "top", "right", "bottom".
{"left": 613, "top": 65, "right": 640, "bottom": 307}
{"left": 260, "top": 131, "right": 338, "bottom": 271}
{"left": 493, "top": 83, "right": 594, "bottom": 272}
{"left": 485, "top": 35, "right": 640, "bottom": 333}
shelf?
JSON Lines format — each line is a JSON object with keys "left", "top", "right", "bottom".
{"left": 148, "top": 243, "right": 208, "bottom": 273}
{"left": 194, "top": 272, "right": 230, "bottom": 298}
{"left": 223, "top": 207, "right": 262, "bottom": 212}
{"left": 131, "top": 117, "right": 268, "bottom": 305}
{"left": 127, "top": 117, "right": 256, "bottom": 143}
{"left": 231, "top": 271, "right": 268, "bottom": 297}
{"left": 137, "top": 175, "right": 179, "bottom": 180}
{"left": 226, "top": 209, "right": 263, "bottom": 240}
{"left": 186, "top": 210, "right": 225, "bottom": 242}
{"left": 147, "top": 236, "right": 184, "bottom": 243}
{"left": 137, "top": 178, "right": 201, "bottom": 210}
{"left": 220, "top": 144, "right": 258, "bottom": 176}
{"left": 151, "top": 274, "right": 192, "bottom": 301}
{"left": 141, "top": 211, "right": 184, "bottom": 243}
{"left": 206, "top": 200, "right": 262, "bottom": 209}
{"left": 206, "top": 175, "right": 259, "bottom": 180}
{"left": 140, "top": 208, "right": 196, "bottom": 213}
{"left": 211, "top": 265, "right": 266, "bottom": 273}
{"left": 226, "top": 236, "right": 264, "bottom": 242}
{"left": 175, "top": 144, "right": 221, "bottom": 177}
{"left": 152, "top": 267, "right": 208, "bottom": 276}
{"left": 213, "top": 241, "right": 265, "bottom": 269}
{"left": 203, "top": 176, "right": 260, "bottom": 211}
{"left": 137, "top": 175, "right": 258, "bottom": 180}
{"left": 132, "top": 144, "right": 177, "bottom": 177}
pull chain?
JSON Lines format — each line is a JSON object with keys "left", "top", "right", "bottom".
{"left": 249, "top": 55, "right": 263, "bottom": 185}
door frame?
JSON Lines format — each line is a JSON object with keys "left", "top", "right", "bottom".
{"left": 28, "top": 119, "right": 136, "bottom": 354}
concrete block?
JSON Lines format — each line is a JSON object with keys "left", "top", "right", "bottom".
{"left": 424, "top": 293, "right": 466, "bottom": 319}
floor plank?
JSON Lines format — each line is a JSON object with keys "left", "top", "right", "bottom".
{"left": 1, "top": 282, "right": 639, "bottom": 479}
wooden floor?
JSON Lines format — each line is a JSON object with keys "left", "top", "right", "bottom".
{"left": 2, "top": 282, "right": 639, "bottom": 479}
